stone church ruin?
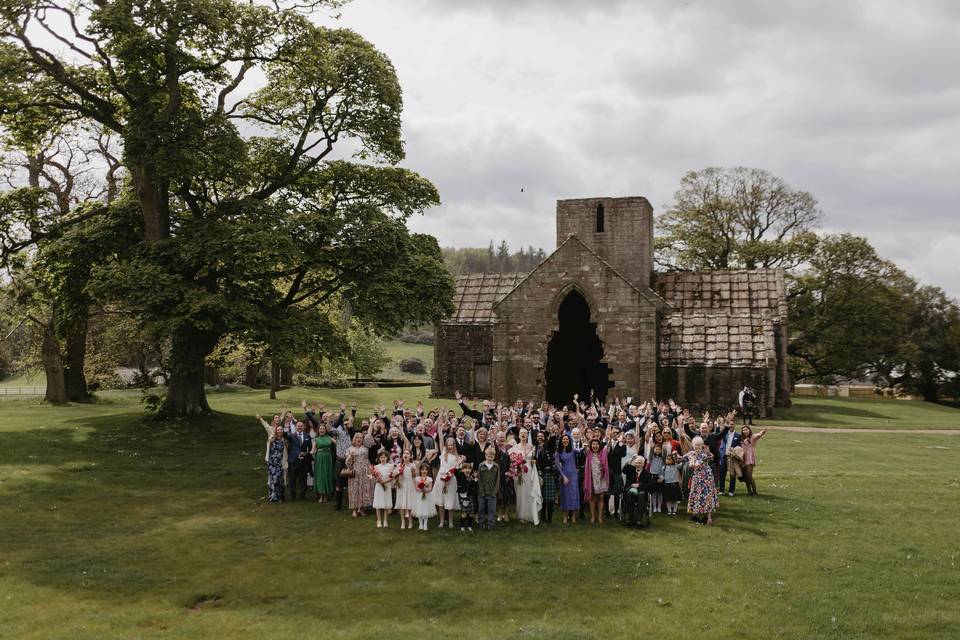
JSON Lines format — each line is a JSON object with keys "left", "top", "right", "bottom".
{"left": 432, "top": 197, "right": 791, "bottom": 416}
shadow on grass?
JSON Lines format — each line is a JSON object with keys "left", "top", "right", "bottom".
{"left": 0, "top": 404, "right": 821, "bottom": 618}
{"left": 772, "top": 404, "right": 891, "bottom": 426}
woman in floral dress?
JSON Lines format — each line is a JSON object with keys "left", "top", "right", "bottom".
{"left": 257, "top": 414, "right": 287, "bottom": 503}
{"left": 346, "top": 432, "right": 372, "bottom": 517}
{"left": 684, "top": 436, "right": 719, "bottom": 525}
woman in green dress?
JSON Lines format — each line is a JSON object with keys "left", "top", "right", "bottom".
{"left": 312, "top": 422, "right": 335, "bottom": 502}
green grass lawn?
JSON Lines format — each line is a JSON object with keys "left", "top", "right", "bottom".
{"left": 377, "top": 339, "right": 434, "bottom": 382}
{"left": 1, "top": 387, "right": 959, "bottom": 639}
{"left": 767, "top": 396, "right": 960, "bottom": 429}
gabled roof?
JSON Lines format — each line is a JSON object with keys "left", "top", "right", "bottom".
{"left": 654, "top": 269, "right": 787, "bottom": 320}
{"left": 493, "top": 234, "right": 669, "bottom": 311}
{"left": 444, "top": 272, "right": 527, "bottom": 324}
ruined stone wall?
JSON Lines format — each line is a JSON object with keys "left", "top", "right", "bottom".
{"left": 657, "top": 366, "right": 774, "bottom": 417}
{"left": 492, "top": 237, "right": 660, "bottom": 403}
{"left": 555, "top": 197, "right": 654, "bottom": 290}
{"left": 654, "top": 268, "right": 789, "bottom": 412}
{"left": 431, "top": 323, "right": 494, "bottom": 398}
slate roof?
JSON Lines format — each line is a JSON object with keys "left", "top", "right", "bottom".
{"left": 445, "top": 273, "right": 527, "bottom": 324}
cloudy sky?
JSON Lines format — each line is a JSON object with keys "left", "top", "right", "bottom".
{"left": 336, "top": 0, "right": 959, "bottom": 296}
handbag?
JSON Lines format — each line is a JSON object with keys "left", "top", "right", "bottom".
{"left": 340, "top": 468, "right": 355, "bottom": 478}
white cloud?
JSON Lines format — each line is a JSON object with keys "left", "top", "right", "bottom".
{"left": 340, "top": 0, "right": 960, "bottom": 298}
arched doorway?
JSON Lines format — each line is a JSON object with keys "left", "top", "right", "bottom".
{"left": 545, "top": 289, "right": 611, "bottom": 406}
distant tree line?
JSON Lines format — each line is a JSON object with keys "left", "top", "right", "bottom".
{"left": 442, "top": 241, "right": 547, "bottom": 277}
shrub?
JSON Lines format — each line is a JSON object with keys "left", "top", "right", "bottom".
{"left": 399, "top": 358, "right": 427, "bottom": 374}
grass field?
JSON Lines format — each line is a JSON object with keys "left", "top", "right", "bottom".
{"left": 768, "top": 396, "right": 960, "bottom": 429}
{"left": 378, "top": 339, "right": 434, "bottom": 382}
{"left": 1, "top": 387, "right": 959, "bottom": 639}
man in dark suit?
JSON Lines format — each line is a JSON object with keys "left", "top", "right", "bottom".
{"left": 284, "top": 421, "right": 312, "bottom": 501}
{"left": 718, "top": 413, "right": 743, "bottom": 496}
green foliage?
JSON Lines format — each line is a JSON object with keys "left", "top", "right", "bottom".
{"left": 789, "top": 234, "right": 960, "bottom": 401}
{"left": 886, "top": 282, "right": 960, "bottom": 402}
{"left": 656, "top": 167, "right": 821, "bottom": 270}
{"left": 442, "top": 242, "right": 547, "bottom": 276}
{"left": 788, "top": 234, "right": 906, "bottom": 383}
{"left": 337, "top": 324, "right": 390, "bottom": 382}
{"left": 2, "top": 0, "right": 455, "bottom": 414}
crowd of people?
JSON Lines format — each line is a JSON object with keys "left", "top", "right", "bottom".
{"left": 255, "top": 389, "right": 769, "bottom": 530}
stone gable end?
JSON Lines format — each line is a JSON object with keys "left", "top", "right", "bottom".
{"left": 491, "top": 237, "right": 659, "bottom": 403}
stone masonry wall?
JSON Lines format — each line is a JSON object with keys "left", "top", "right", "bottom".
{"left": 431, "top": 323, "right": 494, "bottom": 398}
{"left": 556, "top": 197, "right": 654, "bottom": 290}
{"left": 492, "top": 236, "right": 659, "bottom": 403}
{"left": 657, "top": 366, "right": 774, "bottom": 417}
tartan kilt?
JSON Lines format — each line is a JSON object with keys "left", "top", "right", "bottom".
{"left": 541, "top": 470, "right": 557, "bottom": 502}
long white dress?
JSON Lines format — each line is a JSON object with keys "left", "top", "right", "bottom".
{"left": 511, "top": 444, "right": 542, "bottom": 525}
{"left": 411, "top": 476, "right": 435, "bottom": 518}
{"left": 431, "top": 452, "right": 461, "bottom": 510}
{"left": 372, "top": 463, "right": 395, "bottom": 509}
{"left": 394, "top": 463, "right": 418, "bottom": 510}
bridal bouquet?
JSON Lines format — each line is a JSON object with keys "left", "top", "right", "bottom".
{"left": 394, "top": 462, "right": 404, "bottom": 486}
{"left": 440, "top": 468, "right": 457, "bottom": 493}
{"left": 506, "top": 452, "right": 529, "bottom": 485}
{"left": 370, "top": 465, "right": 387, "bottom": 486}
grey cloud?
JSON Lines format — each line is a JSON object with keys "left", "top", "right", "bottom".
{"left": 340, "top": 0, "right": 960, "bottom": 297}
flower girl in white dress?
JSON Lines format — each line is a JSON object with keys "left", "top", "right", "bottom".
{"left": 370, "top": 450, "right": 396, "bottom": 528}
{"left": 393, "top": 449, "right": 418, "bottom": 529}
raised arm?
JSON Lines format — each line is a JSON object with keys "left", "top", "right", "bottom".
{"left": 256, "top": 415, "right": 272, "bottom": 437}
{"left": 455, "top": 390, "right": 484, "bottom": 422}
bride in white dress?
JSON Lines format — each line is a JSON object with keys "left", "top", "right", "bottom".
{"left": 510, "top": 428, "right": 542, "bottom": 525}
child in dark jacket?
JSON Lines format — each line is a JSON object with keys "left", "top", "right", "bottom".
{"left": 456, "top": 463, "right": 479, "bottom": 532}
{"left": 477, "top": 447, "right": 500, "bottom": 530}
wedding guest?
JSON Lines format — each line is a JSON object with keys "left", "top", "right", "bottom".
{"left": 285, "top": 421, "right": 312, "bottom": 501}
{"left": 684, "top": 436, "right": 719, "bottom": 525}
{"left": 495, "top": 432, "right": 515, "bottom": 523}
{"left": 412, "top": 463, "right": 435, "bottom": 530}
{"left": 312, "top": 421, "right": 335, "bottom": 502}
{"left": 555, "top": 434, "right": 580, "bottom": 524}
{"left": 740, "top": 426, "right": 769, "bottom": 496}
{"left": 510, "top": 427, "right": 542, "bottom": 525}
{"left": 535, "top": 430, "right": 558, "bottom": 524}
{"left": 432, "top": 438, "right": 462, "bottom": 529}
{"left": 346, "top": 432, "right": 372, "bottom": 517}
{"left": 582, "top": 439, "right": 610, "bottom": 524}
{"left": 394, "top": 449, "right": 418, "bottom": 529}
{"left": 662, "top": 452, "right": 683, "bottom": 515}
{"left": 256, "top": 414, "right": 287, "bottom": 502}
{"left": 456, "top": 462, "right": 478, "bottom": 532}
{"left": 477, "top": 447, "right": 500, "bottom": 530}
{"left": 370, "top": 450, "right": 396, "bottom": 528}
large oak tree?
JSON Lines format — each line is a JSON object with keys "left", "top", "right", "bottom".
{"left": 1, "top": 1, "right": 454, "bottom": 415}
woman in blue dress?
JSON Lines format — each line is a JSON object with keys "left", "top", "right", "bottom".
{"left": 257, "top": 414, "right": 288, "bottom": 502}
{"left": 555, "top": 434, "right": 580, "bottom": 523}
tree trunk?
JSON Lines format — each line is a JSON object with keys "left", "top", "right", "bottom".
{"left": 41, "top": 325, "right": 68, "bottom": 404}
{"left": 204, "top": 365, "right": 219, "bottom": 386}
{"left": 131, "top": 164, "right": 171, "bottom": 243}
{"left": 270, "top": 361, "right": 280, "bottom": 400}
{"left": 919, "top": 381, "right": 939, "bottom": 403}
{"left": 280, "top": 365, "right": 293, "bottom": 386}
{"left": 164, "top": 325, "right": 218, "bottom": 416}
{"left": 244, "top": 363, "right": 259, "bottom": 387}
{"left": 63, "top": 320, "right": 90, "bottom": 402}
